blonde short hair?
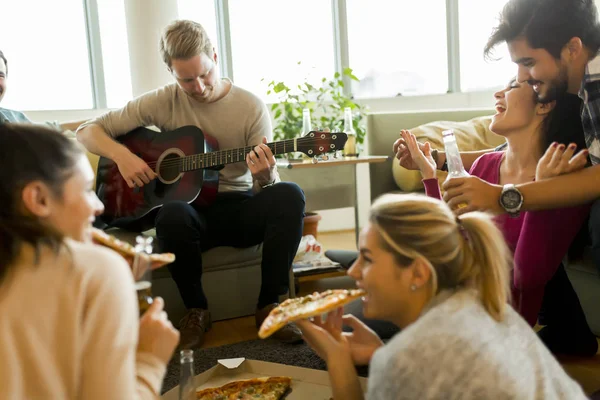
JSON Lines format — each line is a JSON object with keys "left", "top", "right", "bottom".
{"left": 159, "top": 20, "right": 213, "bottom": 68}
{"left": 370, "top": 193, "right": 512, "bottom": 322}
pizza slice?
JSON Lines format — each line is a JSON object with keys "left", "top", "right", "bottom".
{"left": 258, "top": 289, "right": 366, "bottom": 339}
{"left": 90, "top": 227, "right": 175, "bottom": 269}
{"left": 196, "top": 376, "right": 292, "bottom": 400}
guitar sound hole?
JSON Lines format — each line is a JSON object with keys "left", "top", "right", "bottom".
{"left": 158, "top": 153, "right": 183, "bottom": 182}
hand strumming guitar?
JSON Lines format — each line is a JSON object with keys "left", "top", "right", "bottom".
{"left": 114, "top": 147, "right": 157, "bottom": 188}
{"left": 246, "top": 136, "right": 276, "bottom": 187}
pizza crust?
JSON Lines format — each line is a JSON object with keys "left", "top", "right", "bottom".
{"left": 258, "top": 289, "right": 365, "bottom": 339}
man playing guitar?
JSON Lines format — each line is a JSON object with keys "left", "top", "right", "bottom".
{"left": 77, "top": 20, "right": 305, "bottom": 348}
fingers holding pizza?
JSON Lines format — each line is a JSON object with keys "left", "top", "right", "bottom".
{"left": 297, "top": 308, "right": 383, "bottom": 366}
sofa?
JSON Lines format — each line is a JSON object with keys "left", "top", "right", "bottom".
{"left": 81, "top": 144, "right": 294, "bottom": 325}
{"left": 365, "top": 108, "right": 600, "bottom": 336}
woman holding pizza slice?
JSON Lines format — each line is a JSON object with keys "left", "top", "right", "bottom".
{"left": 297, "top": 194, "right": 587, "bottom": 400}
{"left": 0, "top": 123, "right": 179, "bottom": 399}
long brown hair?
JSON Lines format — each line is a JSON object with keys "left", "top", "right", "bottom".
{"left": 370, "top": 194, "right": 512, "bottom": 321}
{"left": 0, "top": 123, "right": 83, "bottom": 281}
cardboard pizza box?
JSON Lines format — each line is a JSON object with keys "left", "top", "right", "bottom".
{"left": 161, "top": 358, "right": 369, "bottom": 399}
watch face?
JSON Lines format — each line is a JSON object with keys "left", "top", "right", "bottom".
{"left": 503, "top": 190, "right": 522, "bottom": 208}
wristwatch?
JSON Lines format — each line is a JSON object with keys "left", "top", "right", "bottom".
{"left": 499, "top": 184, "right": 524, "bottom": 218}
{"left": 260, "top": 179, "right": 276, "bottom": 189}
{"left": 431, "top": 149, "right": 448, "bottom": 171}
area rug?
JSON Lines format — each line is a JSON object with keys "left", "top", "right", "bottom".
{"left": 161, "top": 339, "right": 369, "bottom": 394}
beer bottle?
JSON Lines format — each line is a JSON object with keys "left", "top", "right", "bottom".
{"left": 179, "top": 349, "right": 196, "bottom": 400}
{"left": 134, "top": 235, "right": 154, "bottom": 317}
{"left": 442, "top": 129, "right": 469, "bottom": 209}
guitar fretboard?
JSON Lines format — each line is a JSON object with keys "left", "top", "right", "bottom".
{"left": 180, "top": 139, "right": 298, "bottom": 172}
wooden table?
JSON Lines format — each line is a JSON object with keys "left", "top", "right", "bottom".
{"left": 277, "top": 155, "right": 388, "bottom": 245}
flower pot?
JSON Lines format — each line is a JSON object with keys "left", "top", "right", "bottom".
{"left": 303, "top": 212, "right": 322, "bottom": 239}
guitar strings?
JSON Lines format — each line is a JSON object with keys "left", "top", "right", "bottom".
{"left": 142, "top": 138, "right": 343, "bottom": 170}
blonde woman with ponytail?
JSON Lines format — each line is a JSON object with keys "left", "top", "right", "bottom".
{"left": 297, "top": 194, "right": 587, "bottom": 400}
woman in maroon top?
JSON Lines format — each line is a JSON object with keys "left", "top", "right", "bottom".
{"left": 403, "top": 79, "right": 598, "bottom": 357}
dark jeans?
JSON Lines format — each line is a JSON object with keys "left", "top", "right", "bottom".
{"left": 154, "top": 182, "right": 305, "bottom": 311}
{"left": 537, "top": 264, "right": 598, "bottom": 356}
{"left": 589, "top": 198, "right": 600, "bottom": 274}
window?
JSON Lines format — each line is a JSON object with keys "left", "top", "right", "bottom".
{"left": 177, "top": 0, "right": 219, "bottom": 52}
{"left": 228, "top": 0, "right": 336, "bottom": 101}
{"left": 97, "top": 0, "right": 133, "bottom": 108}
{"left": 346, "top": 0, "right": 449, "bottom": 98}
{"left": 0, "top": 0, "right": 93, "bottom": 110}
{"left": 459, "top": 0, "right": 515, "bottom": 92}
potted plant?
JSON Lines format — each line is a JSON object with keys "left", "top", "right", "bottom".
{"left": 263, "top": 66, "right": 368, "bottom": 238}
{"left": 264, "top": 66, "right": 368, "bottom": 159}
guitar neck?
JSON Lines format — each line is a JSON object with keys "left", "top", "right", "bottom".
{"left": 180, "top": 139, "right": 298, "bottom": 172}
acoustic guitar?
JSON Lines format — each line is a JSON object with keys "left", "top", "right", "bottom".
{"left": 95, "top": 125, "right": 347, "bottom": 230}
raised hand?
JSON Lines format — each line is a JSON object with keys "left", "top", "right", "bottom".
{"left": 393, "top": 130, "right": 428, "bottom": 171}
{"left": 401, "top": 130, "right": 437, "bottom": 180}
{"left": 247, "top": 136, "right": 276, "bottom": 186}
{"left": 536, "top": 142, "right": 588, "bottom": 181}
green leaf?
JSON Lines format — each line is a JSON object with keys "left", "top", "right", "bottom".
{"left": 271, "top": 103, "right": 279, "bottom": 111}
{"left": 274, "top": 109, "right": 282, "bottom": 119}
{"left": 273, "top": 82, "right": 287, "bottom": 93}
{"left": 334, "top": 72, "right": 340, "bottom": 79}
{"left": 349, "top": 74, "right": 359, "bottom": 81}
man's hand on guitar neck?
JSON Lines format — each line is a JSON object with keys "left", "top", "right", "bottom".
{"left": 247, "top": 136, "right": 276, "bottom": 187}
{"left": 114, "top": 148, "right": 157, "bottom": 188}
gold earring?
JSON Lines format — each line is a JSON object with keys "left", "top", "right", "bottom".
{"left": 410, "top": 284, "right": 417, "bottom": 291}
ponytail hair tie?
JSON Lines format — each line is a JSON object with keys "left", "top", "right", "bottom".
{"left": 456, "top": 216, "right": 469, "bottom": 242}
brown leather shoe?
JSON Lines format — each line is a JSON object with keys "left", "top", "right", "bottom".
{"left": 178, "top": 308, "right": 212, "bottom": 349}
{"left": 255, "top": 303, "right": 303, "bottom": 344}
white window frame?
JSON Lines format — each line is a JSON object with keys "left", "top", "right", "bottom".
{"left": 83, "top": 0, "right": 496, "bottom": 110}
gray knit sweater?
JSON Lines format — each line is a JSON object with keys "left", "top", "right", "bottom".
{"left": 367, "top": 289, "right": 587, "bottom": 400}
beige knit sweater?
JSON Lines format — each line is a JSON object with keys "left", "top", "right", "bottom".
{"left": 0, "top": 240, "right": 165, "bottom": 399}
{"left": 79, "top": 79, "right": 279, "bottom": 193}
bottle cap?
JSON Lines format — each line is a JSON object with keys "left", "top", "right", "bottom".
{"left": 180, "top": 349, "right": 194, "bottom": 362}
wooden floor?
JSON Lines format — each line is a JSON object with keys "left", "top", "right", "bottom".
{"left": 201, "top": 230, "right": 600, "bottom": 395}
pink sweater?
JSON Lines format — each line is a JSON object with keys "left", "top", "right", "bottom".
{"left": 423, "top": 152, "right": 591, "bottom": 326}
